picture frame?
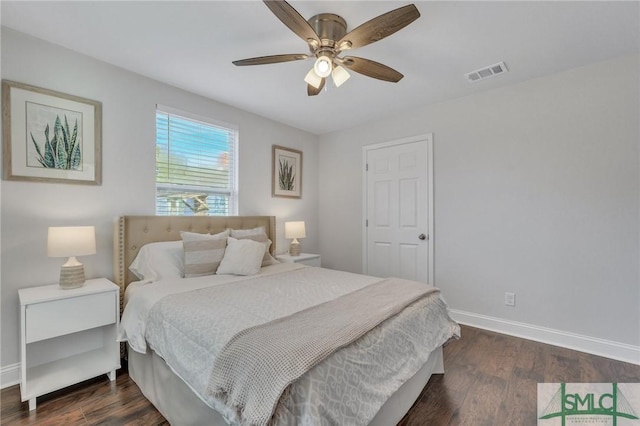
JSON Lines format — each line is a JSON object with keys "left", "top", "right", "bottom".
{"left": 272, "top": 145, "right": 302, "bottom": 198}
{"left": 2, "top": 80, "right": 102, "bottom": 185}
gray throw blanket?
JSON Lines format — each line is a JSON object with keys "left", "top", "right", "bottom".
{"left": 207, "top": 277, "right": 439, "bottom": 426}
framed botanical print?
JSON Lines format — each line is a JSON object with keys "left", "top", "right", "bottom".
{"left": 2, "top": 80, "right": 102, "bottom": 184}
{"left": 272, "top": 145, "right": 302, "bottom": 198}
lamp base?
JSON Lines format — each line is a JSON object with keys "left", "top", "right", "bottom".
{"left": 59, "top": 264, "right": 86, "bottom": 289}
{"left": 289, "top": 241, "right": 301, "bottom": 256}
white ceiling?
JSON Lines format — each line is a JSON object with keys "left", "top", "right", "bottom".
{"left": 2, "top": 1, "right": 639, "bottom": 135}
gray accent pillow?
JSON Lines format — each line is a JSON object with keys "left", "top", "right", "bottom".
{"left": 181, "top": 230, "right": 229, "bottom": 277}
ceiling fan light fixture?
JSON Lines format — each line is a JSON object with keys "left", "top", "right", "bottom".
{"left": 313, "top": 55, "right": 333, "bottom": 78}
{"left": 304, "top": 68, "right": 323, "bottom": 89}
{"left": 331, "top": 65, "right": 350, "bottom": 87}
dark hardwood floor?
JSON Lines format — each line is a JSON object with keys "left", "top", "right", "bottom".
{"left": 2, "top": 325, "right": 638, "bottom": 425}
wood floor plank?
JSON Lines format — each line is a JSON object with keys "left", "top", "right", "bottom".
{"left": 397, "top": 375, "right": 456, "bottom": 426}
{"left": 2, "top": 325, "right": 639, "bottom": 425}
{"left": 458, "top": 373, "right": 507, "bottom": 426}
{"left": 397, "top": 326, "right": 639, "bottom": 426}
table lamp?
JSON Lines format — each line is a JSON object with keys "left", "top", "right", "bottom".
{"left": 284, "top": 221, "right": 306, "bottom": 256}
{"left": 47, "top": 226, "right": 96, "bottom": 289}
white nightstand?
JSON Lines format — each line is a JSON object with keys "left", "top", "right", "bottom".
{"left": 19, "top": 278, "right": 121, "bottom": 411}
{"left": 276, "top": 253, "right": 321, "bottom": 267}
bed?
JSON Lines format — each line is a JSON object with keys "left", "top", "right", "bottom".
{"left": 114, "top": 215, "right": 459, "bottom": 425}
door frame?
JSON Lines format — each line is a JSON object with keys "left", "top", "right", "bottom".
{"left": 362, "top": 133, "right": 434, "bottom": 283}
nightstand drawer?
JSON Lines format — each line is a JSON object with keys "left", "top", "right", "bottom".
{"left": 25, "top": 291, "right": 115, "bottom": 343}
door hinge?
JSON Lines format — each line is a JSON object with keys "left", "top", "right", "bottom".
{"left": 365, "top": 163, "right": 369, "bottom": 172}
{"left": 366, "top": 219, "right": 369, "bottom": 227}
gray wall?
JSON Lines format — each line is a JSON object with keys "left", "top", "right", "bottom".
{"left": 0, "top": 29, "right": 319, "bottom": 371}
{"left": 318, "top": 54, "right": 640, "bottom": 349}
{"left": 2, "top": 28, "right": 638, "bottom": 378}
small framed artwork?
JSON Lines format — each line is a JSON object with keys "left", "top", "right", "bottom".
{"left": 2, "top": 80, "right": 102, "bottom": 185}
{"left": 272, "top": 145, "right": 302, "bottom": 198}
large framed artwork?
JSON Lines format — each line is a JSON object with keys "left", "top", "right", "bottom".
{"left": 2, "top": 80, "right": 102, "bottom": 185}
{"left": 272, "top": 145, "right": 302, "bottom": 198}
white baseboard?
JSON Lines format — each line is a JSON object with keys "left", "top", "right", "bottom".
{"left": 1, "top": 363, "right": 20, "bottom": 389}
{"left": 450, "top": 309, "right": 640, "bottom": 366}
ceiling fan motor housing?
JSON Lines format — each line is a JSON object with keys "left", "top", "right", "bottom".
{"left": 308, "top": 13, "right": 347, "bottom": 50}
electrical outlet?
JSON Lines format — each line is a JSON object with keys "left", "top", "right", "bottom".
{"left": 505, "top": 292, "right": 516, "bottom": 307}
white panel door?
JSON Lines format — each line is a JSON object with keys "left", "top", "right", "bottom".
{"left": 364, "top": 136, "right": 432, "bottom": 283}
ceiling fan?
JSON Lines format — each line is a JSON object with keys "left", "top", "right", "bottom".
{"left": 233, "top": 0, "right": 421, "bottom": 96}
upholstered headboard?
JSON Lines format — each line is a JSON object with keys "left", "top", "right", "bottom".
{"left": 113, "top": 215, "right": 276, "bottom": 293}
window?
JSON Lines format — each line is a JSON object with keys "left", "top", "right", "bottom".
{"left": 156, "top": 105, "right": 238, "bottom": 216}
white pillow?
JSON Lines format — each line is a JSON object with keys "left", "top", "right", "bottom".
{"left": 216, "top": 237, "right": 265, "bottom": 276}
{"left": 229, "top": 227, "right": 279, "bottom": 266}
{"left": 181, "top": 230, "right": 229, "bottom": 277}
{"left": 129, "top": 240, "right": 183, "bottom": 282}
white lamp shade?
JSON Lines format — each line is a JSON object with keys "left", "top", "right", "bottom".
{"left": 332, "top": 65, "right": 351, "bottom": 87}
{"left": 313, "top": 56, "right": 333, "bottom": 78}
{"left": 285, "top": 221, "right": 306, "bottom": 239}
{"left": 304, "top": 69, "right": 323, "bottom": 89}
{"left": 48, "top": 226, "right": 96, "bottom": 258}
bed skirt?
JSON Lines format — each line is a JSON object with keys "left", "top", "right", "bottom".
{"left": 128, "top": 344, "right": 444, "bottom": 425}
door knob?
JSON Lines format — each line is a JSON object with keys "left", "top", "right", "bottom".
{"left": 418, "top": 233, "right": 426, "bottom": 240}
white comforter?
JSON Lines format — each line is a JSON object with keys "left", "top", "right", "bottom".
{"left": 120, "top": 264, "right": 460, "bottom": 425}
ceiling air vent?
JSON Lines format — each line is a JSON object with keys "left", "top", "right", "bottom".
{"left": 465, "top": 61, "right": 509, "bottom": 83}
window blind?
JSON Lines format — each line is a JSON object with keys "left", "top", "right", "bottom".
{"left": 155, "top": 106, "right": 238, "bottom": 216}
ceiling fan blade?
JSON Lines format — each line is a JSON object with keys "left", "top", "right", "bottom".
{"left": 337, "top": 4, "right": 420, "bottom": 51}
{"left": 263, "top": 0, "right": 320, "bottom": 46}
{"left": 341, "top": 56, "right": 404, "bottom": 82}
{"left": 307, "top": 78, "right": 325, "bottom": 96}
{"left": 233, "top": 53, "right": 309, "bottom": 66}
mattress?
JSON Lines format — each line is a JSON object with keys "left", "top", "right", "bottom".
{"left": 120, "top": 263, "right": 459, "bottom": 425}
{"left": 128, "top": 342, "right": 445, "bottom": 426}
